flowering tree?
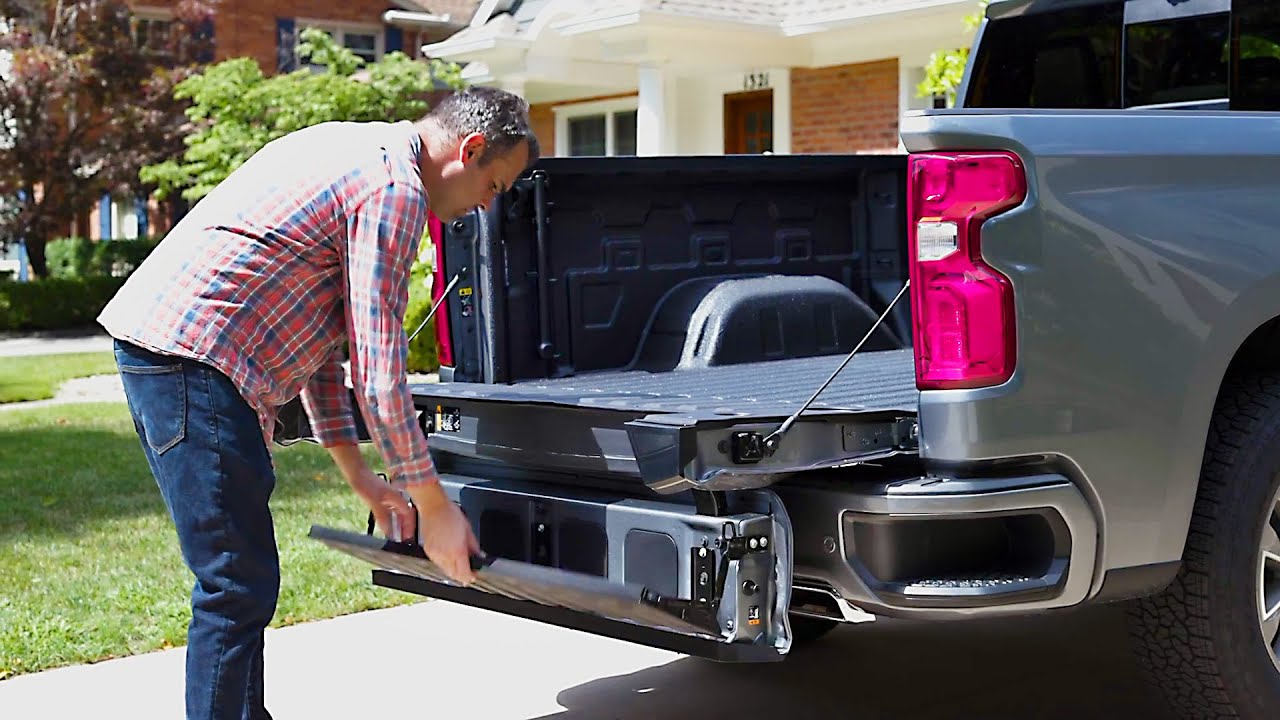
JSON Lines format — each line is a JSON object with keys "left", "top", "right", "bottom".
{"left": 0, "top": 0, "right": 216, "bottom": 277}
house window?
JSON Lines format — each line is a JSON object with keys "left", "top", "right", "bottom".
{"left": 336, "top": 30, "right": 379, "bottom": 64}
{"left": 555, "top": 100, "right": 639, "bottom": 157}
{"left": 297, "top": 21, "right": 384, "bottom": 65}
{"left": 612, "top": 111, "right": 637, "bottom": 156}
{"left": 132, "top": 7, "right": 173, "bottom": 50}
{"left": 134, "top": 17, "right": 172, "bottom": 48}
{"left": 567, "top": 116, "right": 606, "bottom": 156}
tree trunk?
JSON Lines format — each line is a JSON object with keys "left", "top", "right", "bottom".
{"left": 25, "top": 182, "right": 78, "bottom": 280}
{"left": 25, "top": 236, "right": 48, "bottom": 279}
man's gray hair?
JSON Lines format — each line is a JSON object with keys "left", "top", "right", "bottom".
{"left": 427, "top": 86, "right": 541, "bottom": 167}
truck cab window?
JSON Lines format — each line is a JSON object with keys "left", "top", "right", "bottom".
{"left": 966, "top": 3, "right": 1122, "bottom": 109}
{"left": 1233, "top": 0, "right": 1280, "bottom": 110}
{"left": 1124, "top": 13, "right": 1229, "bottom": 108}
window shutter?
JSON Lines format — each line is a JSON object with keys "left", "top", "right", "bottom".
{"left": 385, "top": 26, "right": 403, "bottom": 55}
{"left": 99, "top": 194, "right": 112, "bottom": 240}
{"left": 276, "top": 18, "right": 297, "bottom": 72}
{"left": 136, "top": 196, "right": 149, "bottom": 239}
{"left": 196, "top": 18, "right": 215, "bottom": 63}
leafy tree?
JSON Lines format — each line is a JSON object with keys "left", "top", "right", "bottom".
{"left": 917, "top": 0, "right": 989, "bottom": 108}
{"left": 143, "top": 28, "right": 466, "bottom": 202}
{"left": 0, "top": 0, "right": 216, "bottom": 277}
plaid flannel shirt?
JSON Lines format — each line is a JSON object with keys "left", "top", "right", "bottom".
{"left": 99, "top": 120, "right": 437, "bottom": 487}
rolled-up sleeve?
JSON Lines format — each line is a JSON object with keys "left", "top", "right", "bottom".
{"left": 340, "top": 182, "right": 434, "bottom": 487}
{"left": 298, "top": 347, "right": 360, "bottom": 447}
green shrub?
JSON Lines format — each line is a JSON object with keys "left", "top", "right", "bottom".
{"left": 46, "top": 237, "right": 159, "bottom": 279}
{"left": 0, "top": 276, "right": 127, "bottom": 332}
{"left": 45, "top": 237, "right": 95, "bottom": 278}
{"left": 403, "top": 249, "right": 439, "bottom": 374}
{"left": 92, "top": 238, "right": 158, "bottom": 277}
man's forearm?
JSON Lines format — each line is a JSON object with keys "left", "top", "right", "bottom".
{"left": 327, "top": 442, "right": 446, "bottom": 503}
{"left": 326, "top": 442, "right": 371, "bottom": 486}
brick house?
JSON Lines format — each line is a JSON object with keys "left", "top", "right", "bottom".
{"left": 422, "top": 0, "right": 975, "bottom": 158}
{"left": 86, "top": 0, "right": 485, "bottom": 241}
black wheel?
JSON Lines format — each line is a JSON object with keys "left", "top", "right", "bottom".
{"left": 788, "top": 614, "right": 840, "bottom": 645}
{"left": 1127, "top": 372, "right": 1280, "bottom": 719}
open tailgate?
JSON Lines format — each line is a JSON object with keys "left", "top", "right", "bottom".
{"left": 415, "top": 350, "right": 919, "bottom": 494}
{"left": 310, "top": 473, "right": 796, "bottom": 662}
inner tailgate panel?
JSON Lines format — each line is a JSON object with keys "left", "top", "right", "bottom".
{"left": 309, "top": 474, "right": 796, "bottom": 662}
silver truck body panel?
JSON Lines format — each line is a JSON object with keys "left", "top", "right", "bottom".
{"left": 901, "top": 108, "right": 1280, "bottom": 579}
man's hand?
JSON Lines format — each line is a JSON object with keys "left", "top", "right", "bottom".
{"left": 326, "top": 442, "right": 416, "bottom": 542}
{"left": 349, "top": 470, "right": 417, "bottom": 542}
{"left": 405, "top": 479, "right": 482, "bottom": 586}
{"left": 324, "top": 443, "right": 479, "bottom": 585}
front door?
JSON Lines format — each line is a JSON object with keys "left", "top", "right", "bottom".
{"left": 724, "top": 90, "right": 774, "bottom": 154}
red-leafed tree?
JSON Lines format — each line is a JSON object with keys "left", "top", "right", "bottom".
{"left": 0, "top": 0, "right": 216, "bottom": 277}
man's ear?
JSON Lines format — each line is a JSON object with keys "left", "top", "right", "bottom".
{"left": 460, "top": 133, "right": 487, "bottom": 164}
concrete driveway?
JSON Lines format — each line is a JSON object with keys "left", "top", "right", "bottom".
{"left": 0, "top": 597, "right": 1168, "bottom": 719}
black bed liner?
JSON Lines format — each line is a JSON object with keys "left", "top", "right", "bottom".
{"left": 412, "top": 350, "right": 919, "bottom": 493}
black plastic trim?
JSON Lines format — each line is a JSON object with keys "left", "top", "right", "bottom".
{"left": 1093, "top": 560, "right": 1182, "bottom": 603}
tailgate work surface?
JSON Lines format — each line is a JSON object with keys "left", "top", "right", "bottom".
{"left": 413, "top": 349, "right": 916, "bottom": 421}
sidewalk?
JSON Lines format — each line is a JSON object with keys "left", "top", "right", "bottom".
{"left": 0, "top": 600, "right": 681, "bottom": 719}
{"left": 0, "top": 328, "right": 114, "bottom": 358}
{"left": 0, "top": 331, "right": 439, "bottom": 413}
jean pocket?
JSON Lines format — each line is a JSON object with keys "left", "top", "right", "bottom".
{"left": 119, "top": 364, "right": 188, "bottom": 454}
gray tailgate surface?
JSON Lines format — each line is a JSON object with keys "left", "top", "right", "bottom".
{"left": 412, "top": 349, "right": 918, "bottom": 418}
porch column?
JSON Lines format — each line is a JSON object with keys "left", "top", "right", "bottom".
{"left": 637, "top": 65, "right": 677, "bottom": 156}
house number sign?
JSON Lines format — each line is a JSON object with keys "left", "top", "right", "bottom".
{"left": 743, "top": 71, "right": 771, "bottom": 91}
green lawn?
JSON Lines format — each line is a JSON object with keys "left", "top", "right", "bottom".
{"left": 0, "top": 352, "right": 120, "bottom": 403}
{"left": 0, "top": 403, "right": 421, "bottom": 679}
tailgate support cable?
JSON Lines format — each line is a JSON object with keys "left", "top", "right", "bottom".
{"left": 762, "top": 280, "right": 911, "bottom": 457}
{"left": 407, "top": 266, "right": 466, "bottom": 345}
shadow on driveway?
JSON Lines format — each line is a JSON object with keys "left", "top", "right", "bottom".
{"left": 535, "top": 604, "right": 1170, "bottom": 720}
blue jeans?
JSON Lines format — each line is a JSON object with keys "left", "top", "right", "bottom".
{"left": 114, "top": 339, "right": 277, "bottom": 720}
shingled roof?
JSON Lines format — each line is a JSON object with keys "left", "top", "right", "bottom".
{"left": 389, "top": 0, "right": 487, "bottom": 20}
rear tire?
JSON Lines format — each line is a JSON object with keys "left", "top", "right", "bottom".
{"left": 1127, "top": 372, "right": 1280, "bottom": 719}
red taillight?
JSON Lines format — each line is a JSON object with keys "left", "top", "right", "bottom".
{"left": 428, "top": 212, "right": 454, "bottom": 369}
{"left": 907, "top": 152, "right": 1027, "bottom": 390}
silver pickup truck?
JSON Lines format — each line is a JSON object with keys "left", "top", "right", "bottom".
{"left": 305, "top": 1, "right": 1280, "bottom": 717}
